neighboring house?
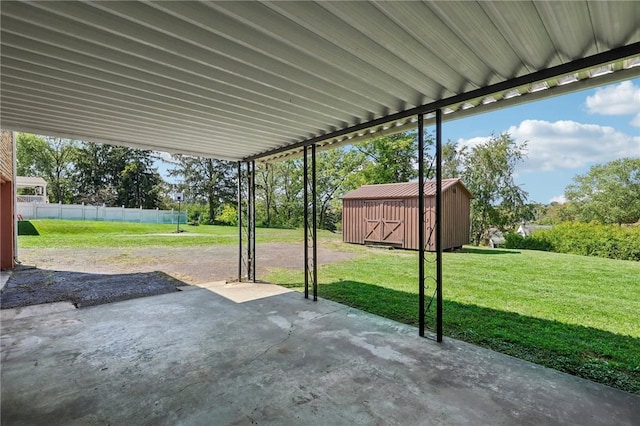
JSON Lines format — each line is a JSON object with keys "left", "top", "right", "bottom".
{"left": 488, "top": 228, "right": 505, "bottom": 248}
{"left": 341, "top": 178, "right": 473, "bottom": 251}
{"left": 517, "top": 223, "right": 553, "bottom": 237}
{"left": 16, "top": 176, "right": 48, "bottom": 203}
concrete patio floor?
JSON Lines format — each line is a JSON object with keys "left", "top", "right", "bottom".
{"left": 2, "top": 284, "right": 638, "bottom": 425}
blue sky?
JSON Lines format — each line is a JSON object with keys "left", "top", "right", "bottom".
{"left": 436, "top": 78, "right": 640, "bottom": 204}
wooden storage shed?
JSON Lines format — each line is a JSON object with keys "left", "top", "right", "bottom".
{"left": 342, "top": 178, "right": 473, "bottom": 251}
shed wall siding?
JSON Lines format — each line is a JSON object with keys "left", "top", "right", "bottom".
{"left": 442, "top": 185, "right": 471, "bottom": 249}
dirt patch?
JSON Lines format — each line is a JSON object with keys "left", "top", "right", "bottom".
{"left": 3, "top": 242, "right": 359, "bottom": 309}
{"left": 15, "top": 243, "right": 358, "bottom": 284}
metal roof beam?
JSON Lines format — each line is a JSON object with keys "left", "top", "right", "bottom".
{"left": 246, "top": 42, "right": 640, "bottom": 162}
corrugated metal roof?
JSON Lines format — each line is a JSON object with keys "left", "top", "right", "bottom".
{"left": 1, "top": 1, "right": 638, "bottom": 161}
{"left": 342, "top": 179, "right": 472, "bottom": 200}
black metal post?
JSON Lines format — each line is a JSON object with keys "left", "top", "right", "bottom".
{"left": 176, "top": 200, "right": 181, "bottom": 233}
{"left": 303, "top": 146, "right": 309, "bottom": 299}
{"left": 246, "top": 162, "right": 253, "bottom": 282}
{"left": 418, "top": 114, "right": 425, "bottom": 337}
{"left": 435, "top": 109, "right": 443, "bottom": 342}
{"left": 237, "top": 161, "right": 242, "bottom": 282}
{"left": 246, "top": 162, "right": 251, "bottom": 280}
{"left": 250, "top": 160, "right": 256, "bottom": 282}
{"left": 311, "top": 144, "right": 318, "bottom": 301}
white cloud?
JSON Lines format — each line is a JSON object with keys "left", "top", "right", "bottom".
{"left": 585, "top": 81, "right": 640, "bottom": 127}
{"left": 455, "top": 136, "right": 490, "bottom": 149}
{"left": 153, "top": 150, "right": 179, "bottom": 164}
{"left": 549, "top": 194, "right": 566, "bottom": 204}
{"left": 457, "top": 119, "right": 640, "bottom": 173}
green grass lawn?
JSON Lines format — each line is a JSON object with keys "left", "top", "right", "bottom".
{"left": 17, "top": 219, "right": 340, "bottom": 248}
{"left": 265, "top": 246, "right": 640, "bottom": 395}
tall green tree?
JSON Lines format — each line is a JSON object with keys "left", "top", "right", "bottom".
{"left": 355, "top": 132, "right": 419, "bottom": 184}
{"left": 315, "top": 147, "right": 366, "bottom": 230}
{"left": 117, "top": 150, "right": 164, "bottom": 208}
{"left": 16, "top": 133, "right": 77, "bottom": 203}
{"left": 255, "top": 162, "right": 278, "bottom": 227}
{"left": 441, "top": 140, "right": 466, "bottom": 179}
{"left": 460, "top": 133, "right": 529, "bottom": 245}
{"left": 565, "top": 157, "right": 640, "bottom": 224}
{"left": 253, "top": 148, "right": 367, "bottom": 231}
{"left": 74, "top": 143, "right": 125, "bottom": 205}
{"left": 169, "top": 155, "right": 236, "bottom": 223}
{"left": 274, "top": 159, "right": 305, "bottom": 227}
{"left": 254, "top": 159, "right": 306, "bottom": 228}
{"left": 74, "top": 142, "right": 164, "bottom": 208}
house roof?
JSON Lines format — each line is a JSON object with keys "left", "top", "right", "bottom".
{"left": 16, "top": 176, "right": 47, "bottom": 188}
{"left": 1, "top": 2, "right": 638, "bottom": 162}
{"left": 342, "top": 179, "right": 472, "bottom": 200}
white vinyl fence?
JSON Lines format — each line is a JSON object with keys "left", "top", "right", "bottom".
{"left": 17, "top": 202, "right": 187, "bottom": 224}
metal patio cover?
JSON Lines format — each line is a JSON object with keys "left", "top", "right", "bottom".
{"left": 1, "top": 1, "right": 639, "bottom": 162}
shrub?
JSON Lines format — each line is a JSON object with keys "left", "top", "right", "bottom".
{"left": 535, "top": 222, "right": 640, "bottom": 261}
{"left": 503, "top": 223, "right": 640, "bottom": 261}
{"left": 504, "top": 232, "right": 553, "bottom": 252}
{"left": 215, "top": 204, "right": 238, "bottom": 226}
{"left": 187, "top": 204, "right": 208, "bottom": 224}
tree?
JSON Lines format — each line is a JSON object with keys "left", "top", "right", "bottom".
{"left": 536, "top": 202, "right": 578, "bottom": 225}
{"left": 441, "top": 140, "right": 466, "bottom": 179}
{"left": 169, "top": 155, "right": 236, "bottom": 223}
{"left": 255, "top": 162, "right": 278, "bottom": 227}
{"left": 73, "top": 142, "right": 165, "bottom": 208}
{"left": 117, "top": 150, "right": 164, "bottom": 209}
{"left": 74, "top": 143, "right": 126, "bottom": 205}
{"left": 460, "top": 133, "right": 529, "bottom": 245}
{"left": 315, "top": 147, "right": 366, "bottom": 230}
{"left": 565, "top": 158, "right": 640, "bottom": 224}
{"left": 355, "top": 132, "right": 419, "bottom": 184}
{"left": 274, "top": 159, "right": 305, "bottom": 227}
{"left": 16, "top": 133, "right": 77, "bottom": 203}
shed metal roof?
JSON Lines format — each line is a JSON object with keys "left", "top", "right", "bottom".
{"left": 1, "top": 1, "right": 639, "bottom": 162}
{"left": 342, "top": 179, "right": 472, "bottom": 200}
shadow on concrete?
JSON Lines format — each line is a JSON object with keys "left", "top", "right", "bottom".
{"left": 0, "top": 266, "right": 187, "bottom": 309}
{"left": 278, "top": 279, "right": 639, "bottom": 395}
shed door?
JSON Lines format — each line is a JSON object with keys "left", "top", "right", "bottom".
{"left": 364, "top": 201, "right": 404, "bottom": 245}
{"left": 364, "top": 201, "right": 381, "bottom": 242}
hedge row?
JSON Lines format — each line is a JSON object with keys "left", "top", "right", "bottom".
{"left": 504, "top": 222, "right": 640, "bottom": 261}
